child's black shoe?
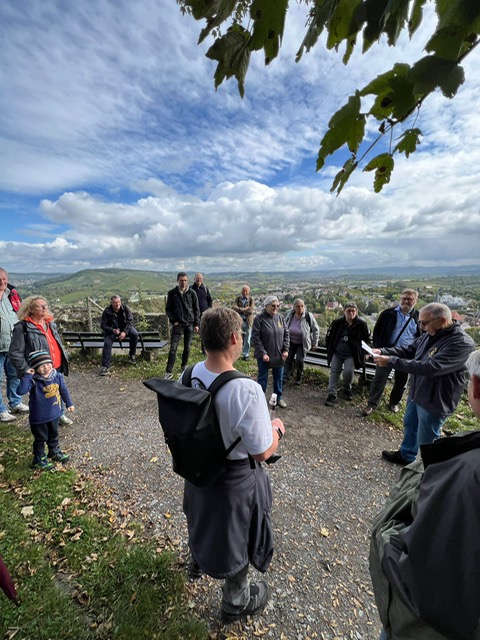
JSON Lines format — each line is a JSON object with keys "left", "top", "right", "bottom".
{"left": 48, "top": 449, "right": 70, "bottom": 463}
{"left": 31, "top": 456, "right": 55, "bottom": 471}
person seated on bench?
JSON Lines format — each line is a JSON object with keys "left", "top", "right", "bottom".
{"left": 99, "top": 295, "right": 138, "bottom": 376}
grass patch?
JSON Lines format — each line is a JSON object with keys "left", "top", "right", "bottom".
{"left": 0, "top": 423, "right": 207, "bottom": 640}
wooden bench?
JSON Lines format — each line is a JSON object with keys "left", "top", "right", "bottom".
{"left": 304, "top": 346, "right": 392, "bottom": 381}
{"left": 62, "top": 331, "right": 167, "bottom": 360}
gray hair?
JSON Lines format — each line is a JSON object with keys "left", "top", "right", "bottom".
{"left": 0, "top": 267, "right": 7, "bottom": 277}
{"left": 466, "top": 350, "right": 480, "bottom": 379}
{"left": 110, "top": 295, "right": 121, "bottom": 302}
{"left": 294, "top": 298, "right": 305, "bottom": 307}
{"left": 420, "top": 303, "right": 452, "bottom": 323}
{"left": 264, "top": 295, "right": 279, "bottom": 308}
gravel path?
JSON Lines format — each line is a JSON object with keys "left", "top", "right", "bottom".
{"left": 59, "top": 366, "right": 402, "bottom": 640}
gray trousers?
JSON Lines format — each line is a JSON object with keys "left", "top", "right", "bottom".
{"left": 222, "top": 564, "right": 249, "bottom": 610}
{"left": 368, "top": 365, "right": 408, "bottom": 407}
{"left": 327, "top": 354, "right": 355, "bottom": 396}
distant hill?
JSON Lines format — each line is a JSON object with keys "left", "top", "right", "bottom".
{"left": 8, "top": 266, "right": 480, "bottom": 305}
{"left": 11, "top": 269, "right": 174, "bottom": 304}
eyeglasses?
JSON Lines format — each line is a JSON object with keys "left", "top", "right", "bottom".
{"left": 269, "top": 304, "right": 280, "bottom": 308}
{"left": 33, "top": 304, "right": 48, "bottom": 310}
{"left": 419, "top": 317, "right": 440, "bottom": 327}
{"left": 401, "top": 297, "right": 415, "bottom": 302}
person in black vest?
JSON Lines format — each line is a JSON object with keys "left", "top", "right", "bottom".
{"left": 164, "top": 273, "right": 200, "bottom": 380}
{"left": 324, "top": 302, "right": 371, "bottom": 406}
{"left": 99, "top": 295, "right": 138, "bottom": 376}
{"left": 191, "top": 273, "right": 213, "bottom": 354}
{"left": 362, "top": 289, "right": 420, "bottom": 415}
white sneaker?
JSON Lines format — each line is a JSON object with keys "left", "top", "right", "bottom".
{"left": 0, "top": 411, "right": 17, "bottom": 423}
{"left": 11, "top": 403, "right": 29, "bottom": 414}
{"left": 59, "top": 415, "right": 73, "bottom": 426}
{"left": 163, "top": 372, "right": 173, "bottom": 380}
{"left": 277, "top": 398, "right": 287, "bottom": 408}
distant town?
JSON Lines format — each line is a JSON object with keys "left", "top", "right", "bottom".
{"left": 9, "top": 268, "right": 480, "bottom": 346}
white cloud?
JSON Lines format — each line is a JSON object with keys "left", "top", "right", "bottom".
{"left": 1, "top": 0, "right": 479, "bottom": 274}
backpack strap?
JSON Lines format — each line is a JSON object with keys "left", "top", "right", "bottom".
{"left": 207, "top": 369, "right": 249, "bottom": 395}
{"left": 208, "top": 370, "right": 250, "bottom": 456}
{"left": 182, "top": 364, "right": 195, "bottom": 387}
{"left": 183, "top": 367, "right": 250, "bottom": 456}
{"left": 305, "top": 312, "right": 312, "bottom": 329}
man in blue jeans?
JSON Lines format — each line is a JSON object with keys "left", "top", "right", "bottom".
{"left": 374, "top": 303, "right": 475, "bottom": 466}
{"left": 164, "top": 273, "right": 200, "bottom": 380}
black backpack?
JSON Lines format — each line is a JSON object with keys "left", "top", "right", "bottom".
{"left": 144, "top": 366, "right": 249, "bottom": 487}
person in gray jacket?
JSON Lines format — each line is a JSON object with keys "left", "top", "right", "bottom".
{"left": 374, "top": 303, "right": 475, "bottom": 466}
{"left": 252, "top": 296, "right": 289, "bottom": 408}
{"left": 283, "top": 299, "right": 319, "bottom": 385}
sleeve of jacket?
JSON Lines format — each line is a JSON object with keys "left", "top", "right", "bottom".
{"left": 372, "top": 309, "right": 389, "bottom": 347}
{"left": 124, "top": 305, "right": 134, "bottom": 332}
{"left": 100, "top": 308, "right": 113, "bottom": 335}
{"left": 252, "top": 315, "right": 266, "bottom": 358}
{"left": 191, "top": 290, "right": 200, "bottom": 326}
{"left": 310, "top": 313, "right": 320, "bottom": 349}
{"left": 389, "top": 334, "right": 475, "bottom": 378}
{"left": 17, "top": 371, "right": 34, "bottom": 395}
{"left": 381, "top": 338, "right": 420, "bottom": 360}
{"left": 165, "top": 290, "right": 175, "bottom": 323}
{"left": 282, "top": 317, "right": 290, "bottom": 352}
{"left": 59, "top": 374, "right": 74, "bottom": 408}
{"left": 362, "top": 320, "right": 372, "bottom": 346}
{"left": 245, "top": 296, "right": 255, "bottom": 317}
{"left": 206, "top": 288, "right": 213, "bottom": 309}
{"left": 9, "top": 322, "right": 28, "bottom": 377}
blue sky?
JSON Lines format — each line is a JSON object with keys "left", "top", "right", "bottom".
{"left": 1, "top": 0, "right": 479, "bottom": 274}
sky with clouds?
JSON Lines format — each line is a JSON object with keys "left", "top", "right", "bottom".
{"left": 1, "top": 0, "right": 479, "bottom": 275}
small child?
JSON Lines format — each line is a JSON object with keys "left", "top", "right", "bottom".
{"left": 17, "top": 350, "right": 75, "bottom": 471}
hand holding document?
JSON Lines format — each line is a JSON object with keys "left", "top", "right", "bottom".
{"left": 362, "top": 340, "right": 375, "bottom": 357}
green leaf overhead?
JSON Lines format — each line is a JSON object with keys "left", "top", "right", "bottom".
{"left": 393, "top": 128, "right": 422, "bottom": 157}
{"left": 363, "top": 152, "right": 395, "bottom": 193}
{"left": 180, "top": 0, "right": 480, "bottom": 192}
{"left": 205, "top": 24, "right": 251, "bottom": 97}
{"left": 330, "top": 156, "right": 359, "bottom": 196}
{"left": 249, "top": 0, "right": 288, "bottom": 64}
{"left": 317, "top": 92, "right": 362, "bottom": 171}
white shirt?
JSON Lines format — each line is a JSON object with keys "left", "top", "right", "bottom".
{"left": 185, "top": 361, "right": 273, "bottom": 460}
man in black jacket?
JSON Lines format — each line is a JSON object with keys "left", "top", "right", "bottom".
{"left": 164, "top": 273, "right": 200, "bottom": 379}
{"left": 99, "top": 295, "right": 138, "bottom": 375}
{"left": 363, "top": 289, "right": 419, "bottom": 416}
{"left": 324, "top": 303, "right": 371, "bottom": 406}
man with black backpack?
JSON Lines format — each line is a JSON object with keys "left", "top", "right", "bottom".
{"left": 182, "top": 306, "right": 285, "bottom": 623}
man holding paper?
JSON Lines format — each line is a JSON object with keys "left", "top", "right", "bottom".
{"left": 373, "top": 303, "right": 475, "bottom": 466}
{"left": 362, "top": 290, "right": 420, "bottom": 416}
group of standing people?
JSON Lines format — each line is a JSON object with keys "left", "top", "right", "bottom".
{"left": 162, "top": 276, "right": 321, "bottom": 410}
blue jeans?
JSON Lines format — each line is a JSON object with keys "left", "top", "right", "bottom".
{"left": 400, "top": 398, "right": 447, "bottom": 462}
{"left": 379, "top": 629, "right": 388, "bottom": 640}
{"left": 257, "top": 359, "right": 283, "bottom": 400}
{"left": 242, "top": 319, "right": 252, "bottom": 357}
{"left": 0, "top": 352, "right": 22, "bottom": 413}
